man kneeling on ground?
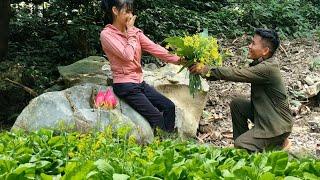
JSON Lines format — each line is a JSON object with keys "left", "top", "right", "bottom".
{"left": 190, "top": 29, "right": 293, "bottom": 152}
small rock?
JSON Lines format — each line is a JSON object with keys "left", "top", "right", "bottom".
{"left": 300, "top": 105, "right": 311, "bottom": 115}
{"left": 313, "top": 116, "right": 320, "bottom": 122}
{"left": 297, "top": 81, "right": 302, "bottom": 87}
{"left": 305, "top": 76, "right": 315, "bottom": 86}
{"left": 280, "top": 70, "right": 286, "bottom": 74}
{"left": 144, "top": 63, "right": 158, "bottom": 71}
{"left": 312, "top": 76, "right": 320, "bottom": 83}
{"left": 198, "top": 124, "right": 214, "bottom": 133}
{"left": 199, "top": 120, "right": 208, "bottom": 126}
{"left": 282, "top": 66, "right": 291, "bottom": 71}
{"left": 294, "top": 81, "right": 303, "bottom": 90}
{"left": 305, "top": 82, "right": 320, "bottom": 98}
{"left": 210, "top": 131, "right": 222, "bottom": 140}
{"left": 290, "top": 100, "right": 302, "bottom": 116}
{"left": 308, "top": 121, "right": 320, "bottom": 133}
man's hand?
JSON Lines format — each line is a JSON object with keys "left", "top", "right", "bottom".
{"left": 189, "top": 63, "right": 210, "bottom": 76}
{"left": 126, "top": 15, "right": 137, "bottom": 30}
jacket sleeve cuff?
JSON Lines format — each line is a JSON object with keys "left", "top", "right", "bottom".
{"left": 206, "top": 68, "right": 219, "bottom": 81}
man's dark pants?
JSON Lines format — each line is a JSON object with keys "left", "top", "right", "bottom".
{"left": 113, "top": 81, "right": 175, "bottom": 132}
{"left": 230, "top": 97, "right": 289, "bottom": 152}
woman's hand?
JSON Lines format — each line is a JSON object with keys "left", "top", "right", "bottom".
{"left": 172, "top": 57, "right": 187, "bottom": 65}
{"left": 126, "top": 15, "right": 137, "bottom": 30}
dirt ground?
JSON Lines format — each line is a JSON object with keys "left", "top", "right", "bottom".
{"left": 197, "top": 37, "right": 320, "bottom": 158}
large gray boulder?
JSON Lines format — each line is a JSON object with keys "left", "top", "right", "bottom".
{"left": 12, "top": 84, "right": 154, "bottom": 143}
{"left": 15, "top": 56, "right": 209, "bottom": 139}
{"left": 58, "top": 56, "right": 113, "bottom": 87}
{"left": 12, "top": 91, "right": 74, "bottom": 130}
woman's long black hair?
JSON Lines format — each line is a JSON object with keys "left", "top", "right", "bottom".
{"left": 101, "top": 0, "right": 134, "bottom": 25}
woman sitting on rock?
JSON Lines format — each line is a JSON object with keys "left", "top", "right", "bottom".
{"left": 100, "top": 0, "right": 183, "bottom": 132}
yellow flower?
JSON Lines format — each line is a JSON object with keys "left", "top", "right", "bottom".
{"left": 192, "top": 35, "right": 200, "bottom": 48}
{"left": 68, "top": 151, "right": 75, "bottom": 158}
{"left": 199, "top": 57, "right": 206, "bottom": 64}
{"left": 93, "top": 140, "right": 101, "bottom": 150}
{"left": 117, "top": 125, "right": 131, "bottom": 139}
{"left": 97, "top": 132, "right": 105, "bottom": 140}
{"left": 77, "top": 141, "right": 86, "bottom": 152}
{"left": 183, "top": 36, "right": 194, "bottom": 47}
{"left": 128, "top": 135, "right": 137, "bottom": 146}
{"left": 210, "top": 49, "right": 219, "bottom": 60}
{"left": 153, "top": 138, "right": 161, "bottom": 147}
{"left": 104, "top": 125, "right": 113, "bottom": 139}
{"left": 145, "top": 147, "right": 155, "bottom": 160}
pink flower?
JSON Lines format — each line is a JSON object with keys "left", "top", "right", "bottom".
{"left": 95, "top": 90, "right": 106, "bottom": 108}
{"left": 103, "top": 88, "right": 118, "bottom": 110}
{"left": 94, "top": 88, "right": 118, "bottom": 110}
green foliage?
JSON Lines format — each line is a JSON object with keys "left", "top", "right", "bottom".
{"left": 8, "top": 0, "right": 103, "bottom": 92}
{"left": 0, "top": 128, "right": 319, "bottom": 179}
{"left": 238, "top": 0, "right": 320, "bottom": 38}
{"left": 136, "top": 0, "right": 320, "bottom": 42}
{"left": 10, "top": 0, "right": 102, "bottom": 63}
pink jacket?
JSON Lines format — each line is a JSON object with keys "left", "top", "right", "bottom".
{"left": 100, "top": 24, "right": 180, "bottom": 83}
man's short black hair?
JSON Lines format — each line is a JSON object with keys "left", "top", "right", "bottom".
{"left": 255, "top": 28, "right": 280, "bottom": 57}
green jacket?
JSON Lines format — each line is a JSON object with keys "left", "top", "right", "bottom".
{"left": 208, "top": 58, "right": 293, "bottom": 138}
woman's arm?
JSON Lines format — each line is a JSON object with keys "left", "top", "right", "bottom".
{"left": 139, "top": 33, "right": 180, "bottom": 63}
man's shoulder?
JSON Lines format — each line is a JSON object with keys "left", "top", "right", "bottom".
{"left": 260, "top": 58, "right": 280, "bottom": 70}
{"left": 261, "top": 58, "right": 284, "bottom": 81}
{"left": 263, "top": 57, "right": 279, "bottom": 65}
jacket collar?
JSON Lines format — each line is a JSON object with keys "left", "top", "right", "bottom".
{"left": 105, "top": 24, "right": 126, "bottom": 37}
{"left": 249, "top": 56, "right": 274, "bottom": 67}
{"left": 104, "top": 24, "right": 140, "bottom": 37}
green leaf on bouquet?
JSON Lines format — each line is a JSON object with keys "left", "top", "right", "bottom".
{"left": 200, "top": 28, "right": 209, "bottom": 38}
{"left": 164, "top": 37, "right": 184, "bottom": 49}
{"left": 179, "top": 46, "right": 196, "bottom": 59}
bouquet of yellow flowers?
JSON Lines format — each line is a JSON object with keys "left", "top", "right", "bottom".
{"left": 165, "top": 29, "right": 223, "bottom": 95}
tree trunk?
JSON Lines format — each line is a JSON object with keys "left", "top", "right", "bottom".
{"left": 0, "top": 0, "right": 10, "bottom": 60}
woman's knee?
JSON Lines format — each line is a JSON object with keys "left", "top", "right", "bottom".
{"left": 163, "top": 99, "right": 175, "bottom": 111}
